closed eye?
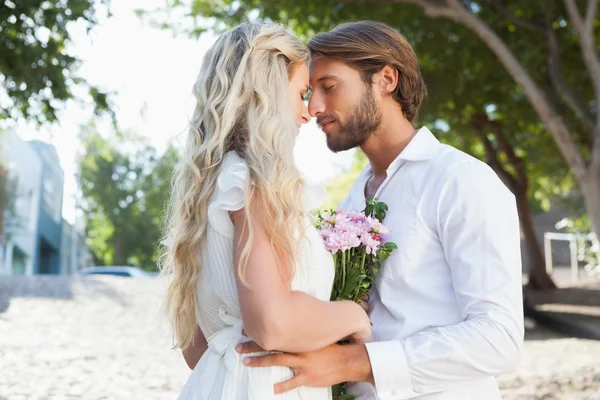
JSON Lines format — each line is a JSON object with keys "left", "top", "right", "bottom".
{"left": 324, "top": 85, "right": 336, "bottom": 92}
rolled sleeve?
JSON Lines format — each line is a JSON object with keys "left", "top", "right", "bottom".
{"left": 365, "top": 341, "right": 416, "bottom": 399}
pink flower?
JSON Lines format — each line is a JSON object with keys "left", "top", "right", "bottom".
{"left": 367, "top": 217, "right": 390, "bottom": 236}
{"left": 339, "top": 230, "right": 362, "bottom": 251}
{"left": 317, "top": 209, "right": 391, "bottom": 256}
{"left": 361, "top": 234, "right": 380, "bottom": 255}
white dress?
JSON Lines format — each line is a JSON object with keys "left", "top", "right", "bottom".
{"left": 178, "top": 152, "right": 334, "bottom": 400}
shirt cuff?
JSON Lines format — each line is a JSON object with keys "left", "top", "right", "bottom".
{"left": 365, "top": 340, "right": 416, "bottom": 399}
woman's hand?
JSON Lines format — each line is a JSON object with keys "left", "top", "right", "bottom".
{"left": 349, "top": 307, "right": 373, "bottom": 344}
{"left": 358, "top": 294, "right": 370, "bottom": 313}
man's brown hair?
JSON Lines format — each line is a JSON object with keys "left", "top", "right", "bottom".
{"left": 307, "top": 20, "right": 426, "bottom": 122}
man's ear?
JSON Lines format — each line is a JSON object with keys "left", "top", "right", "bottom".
{"left": 376, "top": 65, "right": 398, "bottom": 96}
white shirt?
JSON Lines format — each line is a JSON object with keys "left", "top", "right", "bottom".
{"left": 340, "top": 127, "right": 524, "bottom": 400}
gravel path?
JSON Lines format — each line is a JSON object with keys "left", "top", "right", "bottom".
{"left": 0, "top": 276, "right": 188, "bottom": 400}
{"left": 1, "top": 276, "right": 599, "bottom": 400}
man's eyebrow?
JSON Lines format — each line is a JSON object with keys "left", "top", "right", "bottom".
{"left": 309, "top": 74, "right": 337, "bottom": 90}
{"left": 317, "top": 74, "right": 338, "bottom": 82}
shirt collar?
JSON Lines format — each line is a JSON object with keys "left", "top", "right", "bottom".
{"left": 386, "top": 126, "right": 441, "bottom": 174}
{"left": 348, "top": 126, "right": 441, "bottom": 209}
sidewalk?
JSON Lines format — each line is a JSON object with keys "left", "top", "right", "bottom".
{"left": 525, "top": 273, "right": 600, "bottom": 340}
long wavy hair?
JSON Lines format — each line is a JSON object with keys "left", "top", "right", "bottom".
{"left": 159, "top": 23, "right": 309, "bottom": 349}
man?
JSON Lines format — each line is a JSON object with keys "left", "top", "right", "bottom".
{"left": 237, "top": 20, "right": 524, "bottom": 399}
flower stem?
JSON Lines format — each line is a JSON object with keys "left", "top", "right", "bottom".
{"left": 342, "top": 251, "right": 347, "bottom": 293}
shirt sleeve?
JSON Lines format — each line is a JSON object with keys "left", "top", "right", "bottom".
{"left": 365, "top": 160, "right": 525, "bottom": 399}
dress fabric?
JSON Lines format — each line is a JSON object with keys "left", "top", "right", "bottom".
{"left": 177, "top": 152, "right": 335, "bottom": 400}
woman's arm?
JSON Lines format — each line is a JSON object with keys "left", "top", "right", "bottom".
{"left": 182, "top": 327, "right": 208, "bottom": 369}
{"left": 231, "top": 202, "right": 371, "bottom": 353}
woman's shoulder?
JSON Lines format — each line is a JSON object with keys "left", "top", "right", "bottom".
{"left": 207, "top": 152, "right": 250, "bottom": 238}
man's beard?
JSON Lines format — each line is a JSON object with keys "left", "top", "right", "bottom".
{"left": 326, "top": 86, "right": 382, "bottom": 153}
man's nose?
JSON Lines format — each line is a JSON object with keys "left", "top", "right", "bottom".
{"left": 308, "top": 92, "right": 324, "bottom": 117}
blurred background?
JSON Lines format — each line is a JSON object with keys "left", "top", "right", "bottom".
{"left": 1, "top": 1, "right": 599, "bottom": 399}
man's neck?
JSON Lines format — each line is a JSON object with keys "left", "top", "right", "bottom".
{"left": 360, "top": 110, "right": 417, "bottom": 177}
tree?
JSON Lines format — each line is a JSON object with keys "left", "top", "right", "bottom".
{"left": 411, "top": 15, "right": 574, "bottom": 289}
{"left": 393, "top": 1, "right": 600, "bottom": 243}
{"left": 79, "top": 126, "right": 178, "bottom": 270}
{"left": 160, "top": 0, "right": 600, "bottom": 289}
{"left": 0, "top": 0, "right": 113, "bottom": 124}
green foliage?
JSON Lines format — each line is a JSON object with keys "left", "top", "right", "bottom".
{"left": 316, "top": 198, "right": 396, "bottom": 303}
{"left": 331, "top": 383, "right": 355, "bottom": 400}
{"left": 155, "top": 1, "right": 592, "bottom": 288}
{"left": 79, "top": 124, "right": 179, "bottom": 270}
{"left": 316, "top": 198, "right": 397, "bottom": 400}
{"left": 364, "top": 197, "right": 388, "bottom": 223}
{"left": 323, "top": 150, "right": 367, "bottom": 209}
{"left": 0, "top": 0, "right": 114, "bottom": 124}
{"left": 159, "top": 0, "right": 584, "bottom": 213}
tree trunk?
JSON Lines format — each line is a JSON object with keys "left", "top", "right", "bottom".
{"left": 405, "top": 0, "right": 592, "bottom": 285}
{"left": 580, "top": 173, "right": 600, "bottom": 255}
{"left": 515, "top": 189, "right": 557, "bottom": 289}
{"left": 419, "top": 0, "right": 589, "bottom": 177}
{"left": 471, "top": 114, "right": 557, "bottom": 289}
{"left": 114, "top": 231, "right": 124, "bottom": 265}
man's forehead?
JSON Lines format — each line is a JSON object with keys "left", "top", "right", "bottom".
{"left": 308, "top": 59, "right": 349, "bottom": 81}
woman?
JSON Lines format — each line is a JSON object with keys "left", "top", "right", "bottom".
{"left": 160, "top": 23, "right": 371, "bottom": 399}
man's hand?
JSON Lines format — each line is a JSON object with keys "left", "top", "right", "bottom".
{"left": 236, "top": 341, "right": 374, "bottom": 394}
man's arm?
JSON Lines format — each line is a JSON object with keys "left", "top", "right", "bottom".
{"left": 241, "top": 161, "right": 523, "bottom": 397}
{"left": 241, "top": 161, "right": 524, "bottom": 397}
{"left": 239, "top": 341, "right": 374, "bottom": 394}
{"left": 364, "top": 161, "right": 524, "bottom": 399}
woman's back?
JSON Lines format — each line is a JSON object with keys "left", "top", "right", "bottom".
{"left": 178, "top": 152, "right": 334, "bottom": 399}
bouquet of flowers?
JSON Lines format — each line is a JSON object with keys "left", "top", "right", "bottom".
{"left": 315, "top": 198, "right": 397, "bottom": 399}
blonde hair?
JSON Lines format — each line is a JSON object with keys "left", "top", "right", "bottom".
{"left": 160, "top": 23, "right": 309, "bottom": 349}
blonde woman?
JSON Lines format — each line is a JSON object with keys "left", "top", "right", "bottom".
{"left": 160, "top": 23, "right": 372, "bottom": 399}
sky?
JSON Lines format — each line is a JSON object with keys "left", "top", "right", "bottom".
{"left": 8, "top": 0, "right": 355, "bottom": 224}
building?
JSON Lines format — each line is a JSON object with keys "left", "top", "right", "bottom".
{"left": 60, "top": 216, "right": 93, "bottom": 275}
{"left": 0, "top": 130, "right": 43, "bottom": 275}
{"left": 29, "top": 140, "right": 64, "bottom": 274}
{"left": 0, "top": 130, "right": 93, "bottom": 276}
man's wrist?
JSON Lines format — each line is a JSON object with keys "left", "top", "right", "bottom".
{"left": 341, "top": 344, "right": 374, "bottom": 384}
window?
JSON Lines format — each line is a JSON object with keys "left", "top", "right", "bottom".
{"left": 42, "top": 175, "right": 61, "bottom": 222}
{"left": 12, "top": 246, "right": 27, "bottom": 275}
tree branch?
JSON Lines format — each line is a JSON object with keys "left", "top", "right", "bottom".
{"left": 592, "top": 135, "right": 600, "bottom": 173}
{"left": 564, "top": 0, "right": 600, "bottom": 135}
{"left": 481, "top": 0, "right": 546, "bottom": 34}
{"left": 489, "top": 120, "right": 528, "bottom": 192}
{"left": 471, "top": 117, "right": 518, "bottom": 192}
{"left": 473, "top": 113, "right": 526, "bottom": 191}
{"left": 391, "top": 0, "right": 459, "bottom": 19}
{"left": 544, "top": 18, "right": 595, "bottom": 130}
{"left": 455, "top": 3, "right": 587, "bottom": 176}
{"left": 585, "top": 0, "right": 599, "bottom": 37}
{"left": 390, "top": 0, "right": 588, "bottom": 177}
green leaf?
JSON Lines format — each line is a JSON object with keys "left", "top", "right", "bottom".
{"left": 0, "top": 0, "right": 114, "bottom": 124}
